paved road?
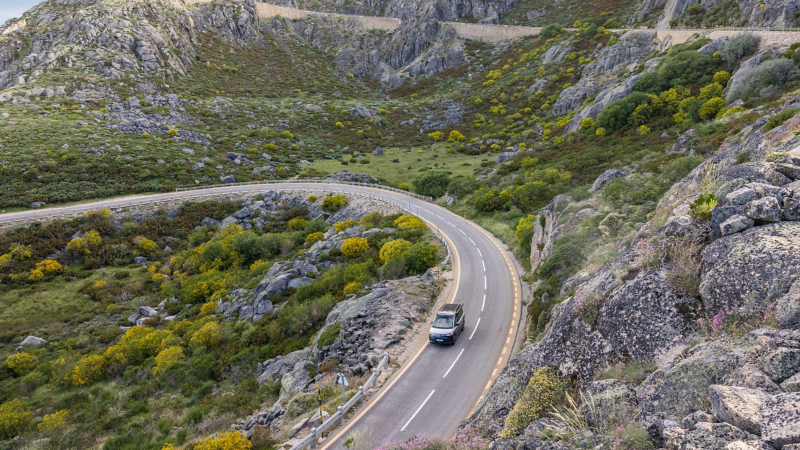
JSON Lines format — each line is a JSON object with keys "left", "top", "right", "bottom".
{"left": 0, "top": 183, "right": 521, "bottom": 447}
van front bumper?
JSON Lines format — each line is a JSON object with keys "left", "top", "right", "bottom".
{"left": 429, "top": 334, "right": 455, "bottom": 344}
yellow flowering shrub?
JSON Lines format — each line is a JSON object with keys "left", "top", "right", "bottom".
{"left": 190, "top": 321, "right": 222, "bottom": 348}
{"left": 334, "top": 220, "right": 358, "bottom": 233}
{"left": 399, "top": 183, "right": 411, "bottom": 191}
{"left": 321, "top": 195, "right": 348, "bottom": 212}
{"left": 343, "top": 282, "right": 363, "bottom": 295}
{"left": 161, "top": 445, "right": 176, "bottom": 450}
{"left": 580, "top": 118, "right": 594, "bottom": 129}
{"left": 167, "top": 128, "right": 178, "bottom": 136}
{"left": 194, "top": 431, "right": 251, "bottom": 450}
{"left": 38, "top": 409, "right": 68, "bottom": 436}
{"left": 380, "top": 239, "right": 412, "bottom": 263}
{"left": 72, "top": 354, "right": 107, "bottom": 386}
{"left": 201, "top": 301, "right": 218, "bottom": 317}
{"left": 394, "top": 215, "right": 426, "bottom": 231}
{"left": 139, "top": 238, "right": 157, "bottom": 252}
{"left": 5, "top": 353, "right": 38, "bottom": 375}
{"left": 308, "top": 195, "right": 317, "bottom": 202}
{"left": 341, "top": 238, "right": 369, "bottom": 257}
{"left": 305, "top": 232, "right": 325, "bottom": 246}
{"left": 67, "top": 230, "right": 101, "bottom": 255}
{"left": 154, "top": 346, "right": 185, "bottom": 375}
{"left": 596, "top": 127, "right": 606, "bottom": 136}
{"left": 448, "top": 130, "right": 465, "bottom": 141}
{"left": 500, "top": 367, "right": 571, "bottom": 438}
{"left": 0, "top": 398, "right": 32, "bottom": 439}
{"left": 288, "top": 218, "right": 307, "bottom": 231}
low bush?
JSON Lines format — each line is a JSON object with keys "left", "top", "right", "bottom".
{"left": 727, "top": 58, "right": 800, "bottom": 103}
{"left": 322, "top": 195, "right": 349, "bottom": 212}
{"left": 500, "top": 367, "right": 571, "bottom": 438}
{"left": 317, "top": 324, "right": 341, "bottom": 349}
{"left": 764, "top": 108, "right": 799, "bottom": 132}
{"left": 718, "top": 33, "right": 760, "bottom": 65}
{"left": 688, "top": 192, "right": 717, "bottom": 222}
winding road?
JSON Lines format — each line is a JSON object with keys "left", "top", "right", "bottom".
{"left": 0, "top": 183, "right": 521, "bottom": 448}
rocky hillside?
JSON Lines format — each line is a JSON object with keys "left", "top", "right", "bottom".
{"left": 463, "top": 74, "right": 800, "bottom": 449}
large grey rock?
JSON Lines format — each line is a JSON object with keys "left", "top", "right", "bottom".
{"left": 20, "top": 336, "right": 46, "bottom": 347}
{"left": 280, "top": 359, "right": 314, "bottom": 399}
{"left": 307, "top": 409, "right": 330, "bottom": 429}
{"left": 727, "top": 187, "right": 759, "bottom": 206}
{"left": 708, "top": 385, "right": 770, "bottom": 435}
{"left": 783, "top": 373, "right": 800, "bottom": 392}
{"left": 220, "top": 175, "right": 236, "bottom": 184}
{"left": 589, "top": 168, "right": 628, "bottom": 193}
{"left": 699, "top": 223, "right": 800, "bottom": 316}
{"left": 773, "top": 163, "right": 800, "bottom": 181}
{"left": 724, "top": 441, "right": 776, "bottom": 450}
{"left": 721, "top": 215, "right": 754, "bottom": 236}
{"left": 744, "top": 197, "right": 783, "bottom": 223}
{"left": 761, "top": 393, "right": 800, "bottom": 448}
{"left": 495, "top": 150, "right": 519, "bottom": 164}
{"left": 784, "top": 198, "right": 800, "bottom": 221}
{"left": 137, "top": 306, "right": 158, "bottom": 317}
{"left": 777, "top": 278, "right": 800, "bottom": 330}
{"left": 288, "top": 277, "right": 314, "bottom": 289}
{"left": 712, "top": 205, "right": 746, "bottom": 240}
{"left": 762, "top": 348, "right": 800, "bottom": 382}
{"left": 254, "top": 273, "right": 293, "bottom": 301}
{"left": 722, "top": 163, "right": 792, "bottom": 187}
{"left": 565, "top": 74, "right": 642, "bottom": 132}
{"left": 663, "top": 422, "right": 758, "bottom": 450}
{"left": 727, "top": 364, "right": 782, "bottom": 394}
{"left": 200, "top": 217, "right": 219, "bottom": 227}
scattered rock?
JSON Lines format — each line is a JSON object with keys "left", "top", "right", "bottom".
{"left": 761, "top": 393, "right": 800, "bottom": 448}
{"left": 708, "top": 385, "right": 769, "bottom": 435}
{"left": 589, "top": 169, "right": 628, "bottom": 193}
{"left": 20, "top": 336, "right": 47, "bottom": 347}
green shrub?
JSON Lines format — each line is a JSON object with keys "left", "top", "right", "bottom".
{"left": 322, "top": 195, "right": 349, "bottom": 212}
{"left": 412, "top": 171, "right": 451, "bottom": 198}
{"left": 540, "top": 23, "right": 564, "bottom": 39}
{"left": 764, "top": 108, "right": 799, "bottom": 131}
{"left": 727, "top": 58, "right": 800, "bottom": 103}
{"left": 689, "top": 193, "right": 717, "bottom": 222}
{"left": 597, "top": 92, "right": 652, "bottom": 131}
{"left": 500, "top": 367, "right": 571, "bottom": 438}
{"left": 317, "top": 324, "right": 341, "bottom": 349}
{"left": 718, "top": 33, "right": 761, "bottom": 65}
{"left": 405, "top": 242, "right": 438, "bottom": 274}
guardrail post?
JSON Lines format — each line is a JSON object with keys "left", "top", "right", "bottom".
{"left": 337, "top": 406, "right": 343, "bottom": 426}
{"left": 357, "top": 386, "right": 364, "bottom": 405}
{"left": 310, "top": 428, "right": 317, "bottom": 449}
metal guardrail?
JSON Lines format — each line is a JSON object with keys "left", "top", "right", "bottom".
{"left": 291, "top": 352, "right": 390, "bottom": 450}
{"left": 175, "top": 179, "right": 433, "bottom": 202}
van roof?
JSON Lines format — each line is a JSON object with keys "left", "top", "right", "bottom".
{"left": 438, "top": 304, "right": 461, "bottom": 315}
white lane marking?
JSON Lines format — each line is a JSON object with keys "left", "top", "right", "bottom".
{"left": 469, "top": 237, "right": 475, "bottom": 245}
{"left": 482, "top": 294, "right": 486, "bottom": 311}
{"left": 448, "top": 221, "right": 455, "bottom": 227}
{"left": 443, "top": 349, "right": 465, "bottom": 378}
{"left": 482, "top": 260, "right": 485, "bottom": 272}
{"left": 459, "top": 229, "right": 466, "bottom": 235}
{"left": 484, "top": 276, "right": 487, "bottom": 289}
{"left": 477, "top": 248, "right": 482, "bottom": 257}
{"left": 470, "top": 318, "right": 481, "bottom": 340}
{"left": 436, "top": 214, "right": 444, "bottom": 219}
{"left": 401, "top": 389, "right": 435, "bottom": 431}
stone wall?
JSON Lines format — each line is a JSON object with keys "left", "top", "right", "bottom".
{"left": 442, "top": 22, "right": 541, "bottom": 42}
{"left": 255, "top": 3, "right": 401, "bottom": 30}
{"left": 657, "top": 29, "right": 800, "bottom": 49}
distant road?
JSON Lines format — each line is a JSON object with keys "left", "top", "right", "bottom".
{"left": 0, "top": 183, "right": 522, "bottom": 448}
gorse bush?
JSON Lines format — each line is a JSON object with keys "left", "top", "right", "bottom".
{"left": 194, "top": 431, "right": 251, "bottom": 450}
{"left": 380, "top": 239, "right": 412, "bottom": 263}
{"left": 341, "top": 237, "right": 369, "bottom": 257}
{"left": 0, "top": 398, "right": 32, "bottom": 439}
{"left": 412, "top": 170, "right": 451, "bottom": 198}
{"left": 5, "top": 353, "right": 38, "bottom": 375}
{"left": 322, "top": 195, "right": 349, "bottom": 212}
{"left": 718, "top": 33, "right": 761, "bottom": 65}
{"left": 500, "top": 367, "right": 571, "bottom": 438}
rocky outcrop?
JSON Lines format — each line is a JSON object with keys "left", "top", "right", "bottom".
{"left": 699, "top": 222, "right": 800, "bottom": 317}
{"left": 565, "top": 74, "right": 642, "bottom": 132}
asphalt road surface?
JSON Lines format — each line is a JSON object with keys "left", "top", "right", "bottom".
{"left": 0, "top": 183, "right": 521, "bottom": 448}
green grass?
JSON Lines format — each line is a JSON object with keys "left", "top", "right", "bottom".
{"left": 309, "top": 144, "right": 491, "bottom": 186}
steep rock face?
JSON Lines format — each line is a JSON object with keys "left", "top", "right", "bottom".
{"left": 699, "top": 222, "right": 800, "bottom": 316}
{"left": 656, "top": 0, "right": 800, "bottom": 29}
{"left": 0, "top": 0, "right": 260, "bottom": 89}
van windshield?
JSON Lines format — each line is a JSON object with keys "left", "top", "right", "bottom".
{"left": 432, "top": 315, "right": 454, "bottom": 329}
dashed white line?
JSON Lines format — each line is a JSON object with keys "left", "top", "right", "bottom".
{"left": 477, "top": 249, "right": 482, "bottom": 257}
{"left": 470, "top": 318, "right": 481, "bottom": 339}
{"left": 459, "top": 229, "right": 466, "bottom": 235}
{"left": 484, "top": 276, "right": 487, "bottom": 289}
{"left": 482, "top": 260, "right": 485, "bottom": 272}
{"left": 401, "top": 389, "right": 435, "bottom": 431}
{"left": 482, "top": 294, "right": 486, "bottom": 311}
{"left": 443, "top": 349, "right": 465, "bottom": 378}
{"left": 469, "top": 237, "right": 475, "bottom": 245}
{"left": 436, "top": 214, "right": 444, "bottom": 220}
{"left": 448, "top": 221, "right": 455, "bottom": 227}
